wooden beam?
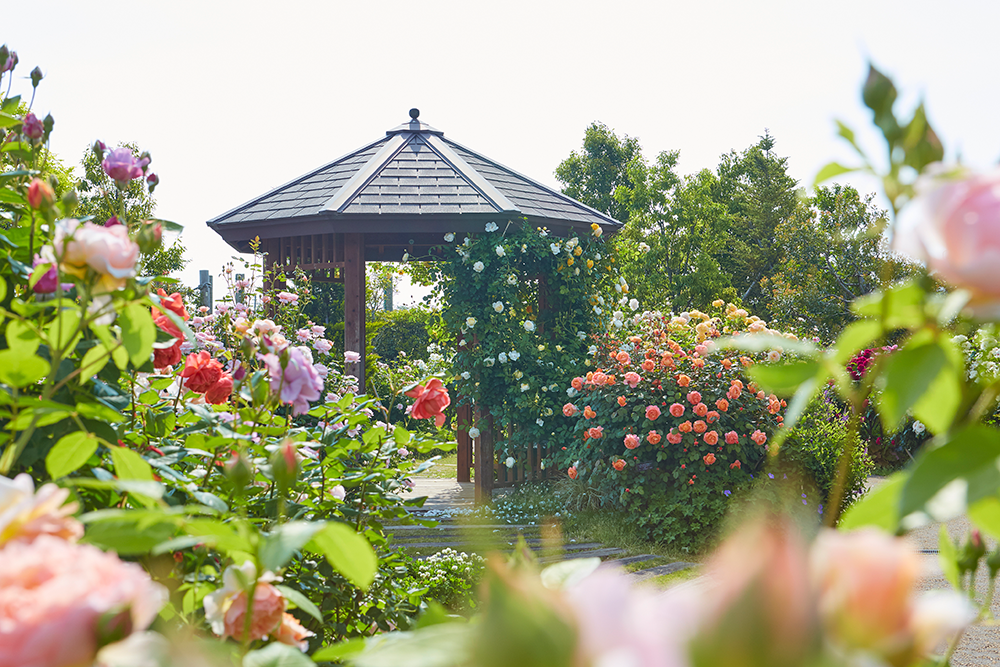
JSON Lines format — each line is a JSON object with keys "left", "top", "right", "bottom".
{"left": 456, "top": 404, "right": 472, "bottom": 483}
{"left": 344, "top": 233, "right": 366, "bottom": 388}
{"left": 474, "top": 410, "right": 494, "bottom": 503}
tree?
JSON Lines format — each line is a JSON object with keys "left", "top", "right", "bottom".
{"left": 767, "top": 184, "right": 907, "bottom": 340}
{"left": 76, "top": 142, "right": 187, "bottom": 279}
{"left": 555, "top": 122, "right": 641, "bottom": 224}
{"left": 713, "top": 132, "right": 801, "bottom": 319}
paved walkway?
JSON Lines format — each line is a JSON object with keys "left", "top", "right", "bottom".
{"left": 400, "top": 477, "right": 475, "bottom": 513}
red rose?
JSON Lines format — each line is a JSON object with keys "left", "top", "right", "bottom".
{"left": 205, "top": 373, "right": 233, "bottom": 405}
{"left": 405, "top": 377, "right": 451, "bottom": 427}
{"left": 154, "top": 288, "right": 188, "bottom": 320}
{"left": 153, "top": 341, "right": 183, "bottom": 370}
{"left": 181, "top": 351, "right": 223, "bottom": 393}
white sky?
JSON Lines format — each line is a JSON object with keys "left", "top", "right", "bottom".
{"left": 7, "top": 0, "right": 999, "bottom": 305}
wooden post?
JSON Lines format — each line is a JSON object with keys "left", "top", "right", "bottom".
{"left": 474, "top": 409, "right": 494, "bottom": 503}
{"left": 456, "top": 403, "right": 472, "bottom": 483}
{"left": 344, "top": 233, "right": 366, "bottom": 389}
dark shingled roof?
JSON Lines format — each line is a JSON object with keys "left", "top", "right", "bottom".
{"left": 207, "top": 112, "right": 622, "bottom": 251}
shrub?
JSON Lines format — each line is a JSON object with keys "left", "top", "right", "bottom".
{"left": 549, "top": 302, "right": 791, "bottom": 552}
{"left": 371, "top": 308, "right": 437, "bottom": 365}
{"left": 395, "top": 549, "right": 486, "bottom": 612}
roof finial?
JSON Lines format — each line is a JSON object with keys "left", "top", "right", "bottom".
{"left": 409, "top": 108, "right": 420, "bottom": 120}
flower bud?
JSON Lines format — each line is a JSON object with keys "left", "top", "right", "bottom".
{"left": 42, "top": 113, "right": 54, "bottom": 135}
{"left": 92, "top": 139, "right": 106, "bottom": 161}
{"left": 21, "top": 112, "right": 43, "bottom": 140}
{"left": 27, "top": 178, "right": 54, "bottom": 210}
{"left": 224, "top": 452, "right": 253, "bottom": 494}
{"left": 0, "top": 49, "right": 15, "bottom": 74}
{"left": 61, "top": 188, "right": 79, "bottom": 214}
{"left": 146, "top": 172, "right": 160, "bottom": 193}
{"left": 270, "top": 441, "right": 300, "bottom": 490}
{"left": 136, "top": 220, "right": 163, "bottom": 254}
{"left": 29, "top": 66, "right": 43, "bottom": 88}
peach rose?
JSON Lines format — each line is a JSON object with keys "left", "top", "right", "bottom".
{"left": 716, "top": 398, "right": 729, "bottom": 412}
{"left": 591, "top": 371, "right": 608, "bottom": 386}
{"left": 567, "top": 466, "right": 578, "bottom": 479}
{"left": 0, "top": 473, "right": 83, "bottom": 545}
{"left": 616, "top": 351, "right": 631, "bottom": 365}
{"left": 203, "top": 562, "right": 285, "bottom": 643}
{"left": 706, "top": 410, "right": 720, "bottom": 424}
{"left": 645, "top": 405, "right": 661, "bottom": 421}
{"left": 686, "top": 391, "right": 702, "bottom": 404}
{"left": 587, "top": 426, "right": 604, "bottom": 439}
{"left": 641, "top": 359, "right": 656, "bottom": 372}
{"left": 181, "top": 351, "right": 223, "bottom": 394}
{"left": 751, "top": 430, "right": 767, "bottom": 446}
{"left": 678, "top": 421, "right": 693, "bottom": 433}
{"left": 725, "top": 431, "right": 739, "bottom": 445}
{"left": 617, "top": 396, "right": 628, "bottom": 407}
{"left": 893, "top": 168, "right": 1000, "bottom": 317}
{"left": 646, "top": 431, "right": 661, "bottom": 445}
{"left": 728, "top": 386, "right": 742, "bottom": 400}
{"left": 721, "top": 358, "right": 733, "bottom": 369}
{"left": 624, "top": 434, "right": 640, "bottom": 450}
{"left": 694, "top": 402, "right": 709, "bottom": 417}
{"left": 677, "top": 374, "right": 691, "bottom": 387}
{"left": 563, "top": 403, "right": 579, "bottom": 417}
{"left": 623, "top": 372, "right": 641, "bottom": 388}
{"left": 52, "top": 219, "right": 139, "bottom": 292}
{"left": 669, "top": 403, "right": 685, "bottom": 417}
{"left": 704, "top": 431, "right": 719, "bottom": 446}
{"left": 584, "top": 405, "right": 597, "bottom": 419}
{"left": 666, "top": 431, "right": 683, "bottom": 444}
{"left": 274, "top": 613, "right": 315, "bottom": 651}
{"left": 204, "top": 373, "right": 234, "bottom": 405}
{"left": 729, "top": 459, "right": 741, "bottom": 469}
{"left": 612, "top": 459, "right": 626, "bottom": 471}
{"left": 703, "top": 452, "right": 716, "bottom": 465}
{"left": 571, "top": 377, "right": 585, "bottom": 391}
{"left": 0, "top": 536, "right": 167, "bottom": 667}
{"left": 693, "top": 420, "right": 708, "bottom": 434}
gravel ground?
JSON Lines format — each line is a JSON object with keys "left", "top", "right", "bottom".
{"left": 907, "top": 516, "right": 999, "bottom": 666}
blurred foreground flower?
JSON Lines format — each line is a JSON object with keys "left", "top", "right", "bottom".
{"left": 894, "top": 167, "right": 1000, "bottom": 318}
{"left": 0, "top": 473, "right": 82, "bottom": 545}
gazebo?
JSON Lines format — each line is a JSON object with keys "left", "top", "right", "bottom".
{"left": 207, "top": 109, "right": 622, "bottom": 491}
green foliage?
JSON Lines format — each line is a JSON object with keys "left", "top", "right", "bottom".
{"left": 394, "top": 549, "right": 486, "bottom": 612}
{"left": 371, "top": 307, "right": 436, "bottom": 365}
{"left": 554, "top": 122, "right": 641, "bottom": 225}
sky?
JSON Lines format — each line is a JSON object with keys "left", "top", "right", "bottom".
{"left": 6, "top": 0, "right": 1000, "bottom": 304}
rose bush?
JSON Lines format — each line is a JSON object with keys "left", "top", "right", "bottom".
{"left": 551, "top": 302, "right": 793, "bottom": 551}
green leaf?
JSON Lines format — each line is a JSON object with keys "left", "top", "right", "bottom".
{"left": 862, "top": 63, "right": 902, "bottom": 144}
{"left": 394, "top": 426, "right": 411, "bottom": 446}
{"left": 938, "top": 524, "right": 961, "bottom": 589}
{"left": 712, "top": 333, "right": 817, "bottom": 357}
{"left": 183, "top": 518, "right": 252, "bottom": 554}
{"left": 875, "top": 338, "right": 946, "bottom": 431}
{"left": 748, "top": 360, "right": 821, "bottom": 396}
{"left": 5, "top": 319, "right": 40, "bottom": 354}
{"left": 119, "top": 302, "right": 156, "bottom": 367}
{"left": 838, "top": 472, "right": 905, "bottom": 532}
{"left": 151, "top": 535, "right": 205, "bottom": 556}
{"left": 311, "top": 639, "right": 366, "bottom": 663}
{"left": 902, "top": 102, "right": 945, "bottom": 172}
{"left": 78, "top": 343, "right": 111, "bottom": 382}
{"left": 0, "top": 349, "right": 49, "bottom": 387}
{"left": 111, "top": 445, "right": 154, "bottom": 481}
{"left": 83, "top": 520, "right": 177, "bottom": 555}
{"left": 910, "top": 336, "right": 963, "bottom": 434}
{"left": 261, "top": 521, "right": 326, "bottom": 572}
{"left": 307, "top": 522, "right": 377, "bottom": 590}
{"left": 969, "top": 495, "right": 1000, "bottom": 542}
{"left": 832, "top": 319, "right": 882, "bottom": 364}
{"left": 851, "top": 280, "right": 925, "bottom": 329}
{"left": 46, "top": 431, "right": 100, "bottom": 478}
{"left": 45, "top": 308, "right": 82, "bottom": 350}
{"left": 274, "top": 584, "right": 324, "bottom": 623}
{"left": 243, "top": 643, "right": 316, "bottom": 667}
{"left": 68, "top": 477, "right": 165, "bottom": 499}
{"left": 75, "top": 400, "right": 121, "bottom": 423}
{"left": 814, "top": 161, "right": 857, "bottom": 187}
{"left": 834, "top": 119, "right": 868, "bottom": 159}
{"left": 900, "top": 425, "right": 1000, "bottom": 520}
{"left": 191, "top": 491, "right": 228, "bottom": 513}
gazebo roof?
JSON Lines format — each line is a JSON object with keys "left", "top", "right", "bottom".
{"left": 207, "top": 110, "right": 621, "bottom": 252}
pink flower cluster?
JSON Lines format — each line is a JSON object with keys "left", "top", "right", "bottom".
{"left": 261, "top": 345, "right": 324, "bottom": 415}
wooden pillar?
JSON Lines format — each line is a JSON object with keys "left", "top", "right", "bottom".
{"left": 344, "top": 233, "right": 366, "bottom": 389}
{"left": 474, "top": 410, "right": 494, "bottom": 503}
{"left": 456, "top": 404, "right": 472, "bottom": 483}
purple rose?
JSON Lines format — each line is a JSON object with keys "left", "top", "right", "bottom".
{"left": 21, "top": 113, "right": 43, "bottom": 140}
{"left": 260, "top": 345, "right": 323, "bottom": 415}
{"left": 101, "top": 148, "right": 148, "bottom": 184}
{"left": 31, "top": 256, "right": 73, "bottom": 294}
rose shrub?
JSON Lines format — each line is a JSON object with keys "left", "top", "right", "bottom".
{"left": 551, "top": 302, "right": 793, "bottom": 551}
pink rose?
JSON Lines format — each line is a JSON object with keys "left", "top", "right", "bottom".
{"left": 563, "top": 403, "right": 579, "bottom": 417}
{"left": 313, "top": 338, "right": 333, "bottom": 355}
{"left": 725, "top": 431, "right": 739, "bottom": 445}
{"left": 277, "top": 291, "right": 299, "bottom": 304}
{"left": 623, "top": 434, "right": 640, "bottom": 450}
{"left": 275, "top": 613, "right": 315, "bottom": 651}
{"left": 344, "top": 350, "right": 362, "bottom": 364}
{"left": 669, "top": 403, "right": 685, "bottom": 417}
{"left": 261, "top": 346, "right": 324, "bottom": 416}
{"left": 894, "top": 168, "right": 1000, "bottom": 317}
{"left": 623, "top": 371, "right": 641, "bottom": 389}
{"left": 101, "top": 147, "right": 148, "bottom": 183}
{"left": 52, "top": 219, "right": 139, "bottom": 292}
{"left": 203, "top": 562, "right": 285, "bottom": 644}
{"left": 645, "top": 405, "right": 661, "bottom": 421}
{"left": 406, "top": 378, "right": 451, "bottom": 427}
{"left": 0, "top": 536, "right": 167, "bottom": 667}
{"left": 21, "top": 112, "right": 44, "bottom": 140}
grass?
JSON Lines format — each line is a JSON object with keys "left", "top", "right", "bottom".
{"left": 644, "top": 566, "right": 702, "bottom": 588}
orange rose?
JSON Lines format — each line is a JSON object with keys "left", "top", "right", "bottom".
{"left": 613, "top": 459, "right": 626, "bottom": 471}
{"left": 721, "top": 358, "right": 733, "bottom": 369}
{"left": 703, "top": 452, "right": 717, "bottom": 465}
{"left": 677, "top": 374, "right": 691, "bottom": 387}
{"left": 729, "top": 459, "right": 741, "bottom": 469}
{"left": 406, "top": 378, "right": 451, "bottom": 427}
{"left": 568, "top": 466, "right": 578, "bottom": 479}
{"left": 751, "top": 429, "right": 767, "bottom": 446}
{"left": 624, "top": 434, "right": 640, "bottom": 449}
{"left": 694, "top": 403, "right": 709, "bottom": 417}
{"left": 587, "top": 426, "right": 604, "bottom": 439}
{"left": 205, "top": 373, "right": 234, "bottom": 405}
{"left": 641, "top": 359, "right": 656, "bottom": 372}
{"left": 584, "top": 406, "right": 597, "bottom": 419}
{"left": 669, "top": 403, "right": 685, "bottom": 417}
{"left": 617, "top": 396, "right": 628, "bottom": 407}
{"left": 646, "top": 431, "right": 661, "bottom": 445}
{"left": 687, "top": 391, "right": 702, "bottom": 405}
{"left": 616, "top": 351, "right": 631, "bottom": 365}
{"left": 692, "top": 358, "right": 706, "bottom": 368}
{"left": 153, "top": 288, "right": 188, "bottom": 320}
{"left": 716, "top": 398, "right": 729, "bottom": 412}
{"left": 704, "top": 430, "right": 719, "bottom": 445}
{"left": 666, "top": 431, "right": 683, "bottom": 444}
{"left": 563, "top": 403, "right": 579, "bottom": 417}
{"left": 571, "top": 377, "right": 585, "bottom": 391}
{"left": 679, "top": 421, "right": 693, "bottom": 433}
{"left": 645, "top": 405, "right": 661, "bottom": 421}
{"left": 693, "top": 420, "right": 707, "bottom": 434}
{"left": 728, "top": 386, "right": 742, "bottom": 400}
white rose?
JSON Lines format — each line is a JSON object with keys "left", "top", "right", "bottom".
{"left": 485, "top": 222, "right": 499, "bottom": 232}
{"left": 520, "top": 383, "right": 530, "bottom": 392}
{"left": 468, "top": 427, "right": 481, "bottom": 439}
{"left": 466, "top": 317, "right": 477, "bottom": 328}
{"left": 495, "top": 245, "right": 505, "bottom": 257}
{"left": 473, "top": 261, "right": 485, "bottom": 273}
{"left": 498, "top": 352, "right": 508, "bottom": 363}
{"left": 509, "top": 350, "right": 520, "bottom": 361}
{"left": 523, "top": 320, "right": 536, "bottom": 332}
{"left": 505, "top": 456, "right": 515, "bottom": 468}
{"left": 493, "top": 301, "right": 504, "bottom": 313}
{"left": 444, "top": 232, "right": 455, "bottom": 242}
